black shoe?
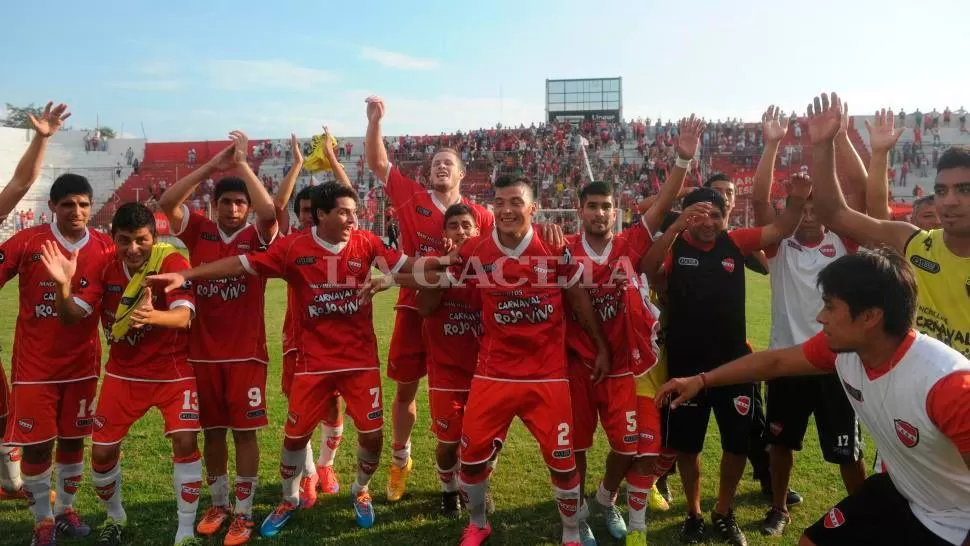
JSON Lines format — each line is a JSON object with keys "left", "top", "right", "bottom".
{"left": 760, "top": 508, "right": 791, "bottom": 536}
{"left": 441, "top": 491, "right": 462, "bottom": 518}
{"left": 657, "top": 474, "right": 672, "bottom": 503}
{"left": 760, "top": 478, "right": 804, "bottom": 506}
{"left": 679, "top": 514, "right": 706, "bottom": 544}
{"left": 711, "top": 509, "right": 748, "bottom": 546}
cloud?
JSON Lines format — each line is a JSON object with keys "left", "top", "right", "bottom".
{"left": 360, "top": 47, "right": 440, "bottom": 71}
{"left": 206, "top": 60, "right": 338, "bottom": 91}
{"left": 138, "top": 59, "right": 176, "bottom": 76}
{"left": 106, "top": 80, "right": 183, "bottom": 91}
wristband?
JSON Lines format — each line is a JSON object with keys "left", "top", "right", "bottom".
{"left": 699, "top": 372, "right": 708, "bottom": 389}
{"left": 675, "top": 157, "right": 691, "bottom": 170}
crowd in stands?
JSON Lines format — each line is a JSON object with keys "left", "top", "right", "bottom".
{"left": 11, "top": 209, "right": 46, "bottom": 232}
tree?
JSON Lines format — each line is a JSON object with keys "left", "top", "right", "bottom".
{"left": 1, "top": 103, "right": 44, "bottom": 129}
{"left": 99, "top": 126, "right": 117, "bottom": 139}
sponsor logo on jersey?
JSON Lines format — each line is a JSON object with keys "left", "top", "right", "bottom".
{"left": 415, "top": 206, "right": 433, "bottom": 217}
{"left": 30, "top": 252, "right": 42, "bottom": 262}
{"left": 17, "top": 418, "right": 34, "bottom": 433}
{"left": 179, "top": 411, "right": 199, "bottom": 421}
{"left": 107, "top": 284, "right": 123, "bottom": 293}
{"left": 721, "top": 258, "right": 736, "bottom": 273}
{"left": 367, "top": 409, "right": 383, "bottom": 420}
{"left": 823, "top": 507, "right": 846, "bottom": 528}
{"left": 63, "top": 476, "right": 82, "bottom": 495}
{"left": 347, "top": 258, "right": 364, "bottom": 273}
{"left": 201, "top": 232, "right": 219, "bottom": 242}
{"left": 75, "top": 417, "right": 93, "bottom": 428}
{"left": 842, "top": 379, "right": 863, "bottom": 402}
{"left": 38, "top": 280, "right": 55, "bottom": 288}
{"left": 552, "top": 448, "right": 572, "bottom": 459}
{"left": 910, "top": 255, "right": 941, "bottom": 274}
{"left": 819, "top": 244, "right": 837, "bottom": 258}
{"left": 769, "top": 422, "right": 784, "bottom": 436}
{"left": 677, "top": 257, "right": 699, "bottom": 267}
{"left": 180, "top": 481, "right": 202, "bottom": 503}
{"left": 894, "top": 419, "right": 919, "bottom": 448}
{"left": 623, "top": 434, "right": 638, "bottom": 444}
{"left": 295, "top": 256, "right": 316, "bottom": 266}
{"left": 246, "top": 409, "right": 266, "bottom": 419}
{"left": 733, "top": 396, "right": 750, "bottom": 416}
{"left": 557, "top": 497, "right": 578, "bottom": 516}
{"left": 436, "top": 418, "right": 450, "bottom": 431}
{"left": 786, "top": 240, "right": 803, "bottom": 251}
{"left": 238, "top": 242, "right": 251, "bottom": 251}
{"left": 235, "top": 481, "right": 253, "bottom": 500}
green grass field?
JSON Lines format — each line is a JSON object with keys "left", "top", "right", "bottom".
{"left": 0, "top": 274, "right": 856, "bottom": 545}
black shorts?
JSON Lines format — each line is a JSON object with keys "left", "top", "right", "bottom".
{"left": 662, "top": 383, "right": 755, "bottom": 455}
{"left": 766, "top": 374, "right": 863, "bottom": 465}
{"left": 803, "top": 473, "right": 952, "bottom": 546}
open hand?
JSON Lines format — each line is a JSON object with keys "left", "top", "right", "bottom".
{"left": 806, "top": 92, "right": 843, "bottom": 145}
{"left": 291, "top": 133, "right": 304, "bottom": 165}
{"left": 229, "top": 130, "right": 249, "bottom": 164}
{"left": 865, "top": 108, "right": 906, "bottom": 153}
{"left": 39, "top": 240, "right": 77, "bottom": 285}
{"left": 789, "top": 171, "right": 814, "bottom": 198}
{"left": 29, "top": 102, "right": 72, "bottom": 138}
{"left": 537, "top": 223, "right": 565, "bottom": 252}
{"left": 654, "top": 376, "right": 704, "bottom": 409}
{"left": 762, "top": 105, "right": 788, "bottom": 143}
{"left": 675, "top": 115, "right": 706, "bottom": 160}
{"left": 674, "top": 202, "right": 714, "bottom": 232}
{"left": 208, "top": 142, "right": 236, "bottom": 171}
{"left": 358, "top": 275, "right": 394, "bottom": 306}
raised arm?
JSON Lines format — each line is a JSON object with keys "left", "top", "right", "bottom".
{"left": 864, "top": 108, "right": 906, "bottom": 221}
{"left": 755, "top": 172, "right": 812, "bottom": 248}
{"left": 159, "top": 139, "right": 237, "bottom": 230}
{"left": 274, "top": 133, "right": 305, "bottom": 232}
{"left": 0, "top": 102, "right": 71, "bottom": 223}
{"left": 38, "top": 241, "right": 87, "bottom": 325}
{"left": 365, "top": 96, "right": 390, "bottom": 183}
{"left": 228, "top": 131, "right": 278, "bottom": 242}
{"left": 321, "top": 126, "right": 352, "bottom": 188}
{"left": 642, "top": 116, "right": 705, "bottom": 233}
{"left": 752, "top": 105, "right": 787, "bottom": 226}
{"left": 807, "top": 92, "right": 916, "bottom": 252}
{"left": 640, "top": 202, "right": 712, "bottom": 284}
{"left": 835, "top": 101, "right": 869, "bottom": 213}
{"left": 148, "top": 255, "right": 248, "bottom": 293}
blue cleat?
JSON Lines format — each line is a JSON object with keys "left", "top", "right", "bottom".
{"left": 579, "top": 519, "right": 598, "bottom": 546}
{"left": 353, "top": 489, "right": 375, "bottom": 529}
{"left": 260, "top": 501, "right": 298, "bottom": 538}
{"left": 601, "top": 502, "right": 628, "bottom": 539}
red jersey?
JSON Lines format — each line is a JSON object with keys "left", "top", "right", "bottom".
{"left": 241, "top": 228, "right": 405, "bottom": 375}
{"left": 174, "top": 206, "right": 270, "bottom": 364}
{"left": 0, "top": 224, "right": 113, "bottom": 384}
{"left": 280, "top": 226, "right": 309, "bottom": 356}
{"left": 564, "top": 221, "right": 659, "bottom": 376}
{"left": 383, "top": 164, "right": 493, "bottom": 310}
{"left": 450, "top": 227, "right": 581, "bottom": 382}
{"left": 74, "top": 253, "right": 196, "bottom": 382}
{"left": 422, "top": 286, "right": 482, "bottom": 391}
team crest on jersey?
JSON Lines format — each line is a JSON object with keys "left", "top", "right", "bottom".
{"left": 733, "top": 396, "right": 750, "bottom": 416}
{"left": 436, "top": 418, "right": 450, "bottom": 431}
{"left": 17, "top": 418, "right": 34, "bottom": 433}
{"left": 415, "top": 206, "right": 432, "bottom": 217}
{"left": 721, "top": 258, "right": 736, "bottom": 273}
{"left": 910, "top": 255, "right": 941, "bottom": 274}
{"left": 894, "top": 419, "right": 920, "bottom": 448}
{"left": 347, "top": 258, "right": 364, "bottom": 273}
{"left": 823, "top": 507, "right": 845, "bottom": 528}
{"left": 639, "top": 429, "right": 656, "bottom": 446}
{"left": 0, "top": 250, "right": 5, "bottom": 263}
{"left": 238, "top": 242, "right": 251, "bottom": 251}
{"left": 92, "top": 415, "right": 106, "bottom": 430}
{"left": 79, "top": 277, "right": 89, "bottom": 289}
{"left": 819, "top": 244, "right": 836, "bottom": 258}
{"left": 180, "top": 481, "right": 201, "bottom": 503}
{"left": 287, "top": 412, "right": 299, "bottom": 425}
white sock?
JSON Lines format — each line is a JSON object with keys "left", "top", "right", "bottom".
{"left": 0, "top": 446, "right": 23, "bottom": 492}
{"left": 391, "top": 441, "right": 411, "bottom": 468}
{"left": 23, "top": 465, "right": 53, "bottom": 523}
{"left": 92, "top": 463, "right": 126, "bottom": 522}
{"left": 280, "top": 447, "right": 305, "bottom": 506}
{"left": 627, "top": 485, "right": 649, "bottom": 532}
{"left": 595, "top": 480, "right": 617, "bottom": 507}
{"left": 234, "top": 476, "right": 258, "bottom": 516}
{"left": 459, "top": 475, "right": 489, "bottom": 528}
{"left": 173, "top": 458, "right": 202, "bottom": 543}
{"left": 554, "top": 483, "right": 581, "bottom": 544}
{"left": 53, "top": 462, "right": 85, "bottom": 516}
{"left": 437, "top": 462, "right": 459, "bottom": 493}
{"left": 353, "top": 445, "right": 380, "bottom": 495}
{"left": 302, "top": 445, "right": 316, "bottom": 478}
{"left": 317, "top": 424, "right": 343, "bottom": 468}
{"left": 206, "top": 474, "right": 230, "bottom": 507}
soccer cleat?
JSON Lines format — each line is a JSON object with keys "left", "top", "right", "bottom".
{"left": 317, "top": 464, "right": 340, "bottom": 495}
{"left": 600, "top": 502, "right": 628, "bottom": 540}
{"left": 579, "top": 519, "right": 598, "bottom": 546}
{"left": 54, "top": 508, "right": 91, "bottom": 537}
{"left": 0, "top": 486, "right": 27, "bottom": 501}
{"left": 787, "top": 489, "right": 804, "bottom": 506}
{"left": 648, "top": 485, "right": 670, "bottom": 511}
{"left": 299, "top": 473, "right": 319, "bottom": 509}
{"left": 760, "top": 508, "right": 791, "bottom": 537}
{"left": 259, "top": 501, "right": 298, "bottom": 538}
{"left": 94, "top": 519, "right": 125, "bottom": 546}
{"left": 353, "top": 489, "right": 375, "bottom": 529}
{"left": 385, "top": 456, "right": 413, "bottom": 503}
{"left": 196, "top": 505, "right": 230, "bottom": 536}
{"left": 656, "top": 474, "right": 672, "bottom": 503}
{"left": 626, "top": 529, "right": 648, "bottom": 546}
{"left": 441, "top": 491, "right": 462, "bottom": 518}
{"left": 679, "top": 514, "right": 705, "bottom": 544}
{"left": 224, "top": 514, "right": 255, "bottom": 546}
{"left": 31, "top": 519, "right": 56, "bottom": 546}
{"left": 459, "top": 522, "right": 492, "bottom": 546}
{"left": 711, "top": 509, "right": 748, "bottom": 546}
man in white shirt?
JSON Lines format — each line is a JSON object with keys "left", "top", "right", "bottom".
{"left": 656, "top": 248, "right": 970, "bottom": 546}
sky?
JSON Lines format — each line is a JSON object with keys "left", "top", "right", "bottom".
{"left": 1, "top": 0, "right": 967, "bottom": 141}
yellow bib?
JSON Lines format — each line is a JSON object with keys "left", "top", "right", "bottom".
{"left": 110, "top": 243, "right": 178, "bottom": 342}
{"left": 905, "top": 229, "right": 970, "bottom": 358}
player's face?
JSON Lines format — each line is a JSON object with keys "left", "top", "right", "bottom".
{"left": 297, "top": 198, "right": 313, "bottom": 230}
{"left": 580, "top": 194, "right": 615, "bottom": 237}
{"left": 113, "top": 227, "right": 155, "bottom": 270}
{"left": 912, "top": 202, "right": 941, "bottom": 231}
{"left": 709, "top": 181, "right": 736, "bottom": 214}
{"left": 493, "top": 185, "right": 536, "bottom": 237}
{"left": 795, "top": 201, "right": 824, "bottom": 242}
{"left": 933, "top": 167, "right": 970, "bottom": 235}
{"left": 216, "top": 191, "right": 250, "bottom": 232}
{"left": 816, "top": 295, "right": 865, "bottom": 353}
{"left": 444, "top": 214, "right": 478, "bottom": 245}
{"left": 317, "top": 196, "right": 357, "bottom": 243}
{"left": 430, "top": 152, "right": 464, "bottom": 193}
{"left": 49, "top": 194, "right": 91, "bottom": 232}
{"left": 687, "top": 206, "right": 724, "bottom": 243}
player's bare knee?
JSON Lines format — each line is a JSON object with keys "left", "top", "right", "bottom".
{"left": 631, "top": 455, "right": 655, "bottom": 475}
{"left": 21, "top": 441, "right": 55, "bottom": 464}
{"left": 461, "top": 462, "right": 488, "bottom": 479}
{"left": 231, "top": 428, "right": 258, "bottom": 446}
{"left": 170, "top": 432, "right": 199, "bottom": 458}
{"left": 282, "top": 435, "right": 311, "bottom": 452}
{"left": 435, "top": 442, "right": 459, "bottom": 463}
{"left": 56, "top": 437, "right": 85, "bottom": 455}
{"left": 91, "top": 444, "right": 120, "bottom": 468}
{"left": 393, "top": 381, "right": 419, "bottom": 404}
{"left": 358, "top": 430, "right": 382, "bottom": 453}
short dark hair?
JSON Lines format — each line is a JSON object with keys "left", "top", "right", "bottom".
{"left": 444, "top": 203, "right": 476, "bottom": 227}
{"left": 49, "top": 174, "right": 93, "bottom": 203}
{"left": 111, "top": 202, "right": 156, "bottom": 236}
{"left": 816, "top": 247, "right": 916, "bottom": 338}
{"left": 936, "top": 145, "right": 970, "bottom": 172}
{"left": 214, "top": 176, "right": 250, "bottom": 203}
{"left": 310, "top": 182, "right": 359, "bottom": 225}
{"left": 579, "top": 181, "right": 613, "bottom": 205}
{"left": 912, "top": 195, "right": 935, "bottom": 210}
{"left": 683, "top": 187, "right": 727, "bottom": 216}
{"left": 293, "top": 186, "right": 317, "bottom": 216}
{"left": 494, "top": 175, "right": 535, "bottom": 201}
{"left": 704, "top": 173, "right": 733, "bottom": 188}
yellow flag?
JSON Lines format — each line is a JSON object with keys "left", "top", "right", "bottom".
{"left": 304, "top": 133, "right": 339, "bottom": 172}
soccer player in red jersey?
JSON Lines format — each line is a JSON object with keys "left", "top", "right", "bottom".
{"left": 149, "top": 183, "right": 451, "bottom": 537}
{"left": 273, "top": 130, "right": 347, "bottom": 505}
{"left": 158, "top": 131, "right": 277, "bottom": 544}
{"left": 42, "top": 203, "right": 201, "bottom": 546}
{"left": 365, "top": 96, "right": 495, "bottom": 502}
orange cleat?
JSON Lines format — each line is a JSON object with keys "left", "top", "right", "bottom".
{"left": 196, "top": 505, "right": 230, "bottom": 536}
{"left": 223, "top": 514, "right": 254, "bottom": 546}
